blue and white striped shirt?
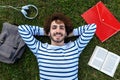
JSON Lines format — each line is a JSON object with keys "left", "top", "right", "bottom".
{"left": 18, "top": 24, "right": 96, "bottom": 80}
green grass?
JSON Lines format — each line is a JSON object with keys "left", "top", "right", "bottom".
{"left": 0, "top": 0, "right": 120, "bottom": 80}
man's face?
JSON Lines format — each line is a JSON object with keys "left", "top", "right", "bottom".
{"left": 49, "top": 20, "right": 67, "bottom": 44}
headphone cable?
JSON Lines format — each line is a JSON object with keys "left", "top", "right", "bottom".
{"left": 0, "top": 5, "right": 21, "bottom": 11}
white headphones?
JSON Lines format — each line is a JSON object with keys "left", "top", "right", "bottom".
{"left": 0, "top": 4, "right": 38, "bottom": 19}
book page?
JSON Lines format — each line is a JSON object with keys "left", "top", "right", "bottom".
{"left": 88, "top": 46, "right": 108, "bottom": 70}
{"left": 101, "top": 51, "right": 120, "bottom": 77}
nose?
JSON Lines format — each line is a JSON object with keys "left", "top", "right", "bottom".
{"left": 56, "top": 27, "right": 61, "bottom": 32}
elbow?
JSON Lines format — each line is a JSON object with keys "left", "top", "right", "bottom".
{"left": 18, "top": 25, "right": 25, "bottom": 33}
{"left": 18, "top": 25, "right": 22, "bottom": 30}
{"left": 90, "top": 23, "right": 97, "bottom": 33}
{"left": 18, "top": 25, "right": 21, "bottom": 31}
{"left": 94, "top": 23, "right": 97, "bottom": 27}
{"left": 18, "top": 25, "right": 25, "bottom": 31}
{"left": 91, "top": 23, "right": 97, "bottom": 30}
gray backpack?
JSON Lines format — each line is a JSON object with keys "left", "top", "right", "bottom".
{"left": 0, "top": 22, "right": 26, "bottom": 64}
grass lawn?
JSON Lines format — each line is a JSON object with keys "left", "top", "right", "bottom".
{"left": 0, "top": 0, "right": 120, "bottom": 80}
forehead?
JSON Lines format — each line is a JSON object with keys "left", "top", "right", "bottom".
{"left": 51, "top": 20, "right": 65, "bottom": 25}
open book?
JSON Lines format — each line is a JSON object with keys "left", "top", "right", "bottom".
{"left": 88, "top": 46, "right": 120, "bottom": 77}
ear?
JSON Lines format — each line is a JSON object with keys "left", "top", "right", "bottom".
{"left": 48, "top": 32, "right": 50, "bottom": 36}
{"left": 65, "top": 32, "right": 67, "bottom": 37}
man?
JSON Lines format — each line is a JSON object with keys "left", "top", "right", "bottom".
{"left": 18, "top": 13, "right": 96, "bottom": 80}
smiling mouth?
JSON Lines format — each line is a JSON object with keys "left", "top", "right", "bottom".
{"left": 55, "top": 34, "right": 62, "bottom": 37}
{"left": 54, "top": 33, "right": 63, "bottom": 37}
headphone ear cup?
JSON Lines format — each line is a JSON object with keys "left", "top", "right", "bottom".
{"left": 21, "top": 9, "right": 27, "bottom": 15}
{"left": 22, "top": 5, "right": 29, "bottom": 10}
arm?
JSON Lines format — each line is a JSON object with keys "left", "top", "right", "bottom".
{"left": 73, "top": 23, "right": 97, "bottom": 53}
{"left": 18, "top": 25, "right": 44, "bottom": 54}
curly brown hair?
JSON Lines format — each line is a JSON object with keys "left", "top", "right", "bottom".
{"left": 44, "top": 12, "right": 73, "bottom": 35}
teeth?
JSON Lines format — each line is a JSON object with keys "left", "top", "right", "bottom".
{"left": 56, "top": 35, "right": 61, "bottom": 37}
{"left": 56, "top": 35, "right": 61, "bottom": 36}
{"left": 56, "top": 34, "right": 59, "bottom": 35}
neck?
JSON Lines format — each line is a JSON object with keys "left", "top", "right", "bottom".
{"left": 51, "top": 41, "right": 64, "bottom": 46}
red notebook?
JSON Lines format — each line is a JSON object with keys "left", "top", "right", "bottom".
{"left": 81, "top": 1, "right": 120, "bottom": 42}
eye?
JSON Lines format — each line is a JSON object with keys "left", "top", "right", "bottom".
{"left": 52, "top": 25, "right": 57, "bottom": 29}
{"left": 60, "top": 25, "right": 65, "bottom": 30}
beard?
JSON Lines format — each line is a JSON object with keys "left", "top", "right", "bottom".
{"left": 49, "top": 32, "right": 66, "bottom": 43}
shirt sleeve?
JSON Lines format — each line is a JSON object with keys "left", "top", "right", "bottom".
{"left": 18, "top": 25, "right": 44, "bottom": 54}
{"left": 73, "top": 23, "right": 97, "bottom": 53}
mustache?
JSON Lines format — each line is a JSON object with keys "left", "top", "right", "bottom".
{"left": 53, "top": 32, "right": 63, "bottom": 36}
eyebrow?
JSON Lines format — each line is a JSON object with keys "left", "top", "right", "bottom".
{"left": 59, "top": 25, "right": 65, "bottom": 28}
